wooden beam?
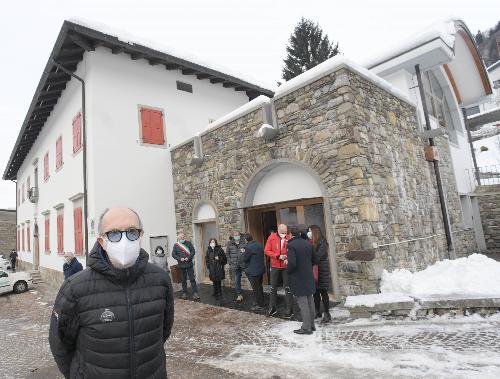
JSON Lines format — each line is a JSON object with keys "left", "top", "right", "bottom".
{"left": 210, "top": 78, "right": 224, "bottom": 84}
{"left": 223, "top": 82, "right": 237, "bottom": 88}
{"left": 57, "top": 48, "right": 84, "bottom": 58}
{"left": 56, "top": 58, "right": 80, "bottom": 66}
{"left": 34, "top": 104, "right": 55, "bottom": 111}
{"left": 197, "top": 73, "right": 211, "bottom": 80}
{"left": 69, "top": 34, "right": 95, "bottom": 52}
{"left": 165, "top": 63, "right": 179, "bottom": 70}
{"left": 46, "top": 78, "right": 69, "bottom": 86}
{"left": 130, "top": 53, "right": 143, "bottom": 60}
{"left": 181, "top": 68, "right": 196, "bottom": 75}
{"left": 47, "top": 72, "right": 71, "bottom": 80}
{"left": 148, "top": 58, "right": 163, "bottom": 65}
{"left": 246, "top": 90, "right": 259, "bottom": 100}
{"left": 111, "top": 46, "right": 124, "bottom": 54}
{"left": 42, "top": 84, "right": 66, "bottom": 92}
{"left": 235, "top": 86, "right": 247, "bottom": 91}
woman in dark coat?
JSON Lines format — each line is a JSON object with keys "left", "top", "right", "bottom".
{"left": 205, "top": 238, "right": 227, "bottom": 299}
{"left": 310, "top": 225, "right": 332, "bottom": 323}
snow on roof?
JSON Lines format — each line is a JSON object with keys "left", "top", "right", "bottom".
{"left": 470, "top": 122, "right": 500, "bottom": 140}
{"left": 467, "top": 105, "right": 500, "bottom": 120}
{"left": 68, "top": 17, "right": 276, "bottom": 92}
{"left": 273, "top": 55, "right": 415, "bottom": 105}
{"left": 363, "top": 17, "right": 459, "bottom": 69}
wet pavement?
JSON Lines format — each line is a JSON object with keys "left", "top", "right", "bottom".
{"left": 1, "top": 282, "right": 500, "bottom": 378}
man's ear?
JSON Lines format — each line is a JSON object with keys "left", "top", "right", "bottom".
{"left": 97, "top": 236, "right": 105, "bottom": 248}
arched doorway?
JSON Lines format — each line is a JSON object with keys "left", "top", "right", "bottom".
{"left": 192, "top": 201, "right": 218, "bottom": 283}
{"left": 243, "top": 160, "right": 340, "bottom": 298}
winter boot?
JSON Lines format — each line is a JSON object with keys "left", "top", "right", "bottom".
{"left": 193, "top": 292, "right": 200, "bottom": 301}
{"left": 321, "top": 312, "right": 331, "bottom": 324}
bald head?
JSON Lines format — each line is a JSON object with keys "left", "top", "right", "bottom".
{"left": 98, "top": 208, "right": 142, "bottom": 235}
{"left": 277, "top": 224, "right": 287, "bottom": 234}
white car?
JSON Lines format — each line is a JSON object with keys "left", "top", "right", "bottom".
{"left": 0, "top": 258, "right": 12, "bottom": 271}
{"left": 0, "top": 270, "right": 33, "bottom": 294}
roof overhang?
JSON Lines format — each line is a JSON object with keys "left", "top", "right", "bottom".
{"left": 3, "top": 20, "right": 274, "bottom": 181}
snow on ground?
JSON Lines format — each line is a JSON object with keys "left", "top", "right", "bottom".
{"left": 206, "top": 318, "right": 500, "bottom": 378}
{"left": 344, "top": 292, "right": 413, "bottom": 308}
{"left": 380, "top": 254, "right": 500, "bottom": 300}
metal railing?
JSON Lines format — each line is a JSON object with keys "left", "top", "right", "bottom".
{"left": 478, "top": 164, "right": 500, "bottom": 185}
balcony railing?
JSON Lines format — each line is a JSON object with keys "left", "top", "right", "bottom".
{"left": 28, "top": 187, "right": 39, "bottom": 203}
{"left": 467, "top": 164, "right": 500, "bottom": 186}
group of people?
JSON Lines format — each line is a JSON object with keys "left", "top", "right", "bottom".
{"left": 171, "top": 223, "right": 332, "bottom": 335}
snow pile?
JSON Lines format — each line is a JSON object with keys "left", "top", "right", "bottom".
{"left": 381, "top": 254, "right": 500, "bottom": 299}
{"left": 344, "top": 292, "right": 413, "bottom": 308}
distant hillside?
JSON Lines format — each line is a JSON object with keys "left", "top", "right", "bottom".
{"left": 475, "top": 21, "right": 500, "bottom": 67}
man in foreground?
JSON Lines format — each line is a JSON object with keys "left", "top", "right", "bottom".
{"left": 49, "top": 207, "right": 174, "bottom": 378}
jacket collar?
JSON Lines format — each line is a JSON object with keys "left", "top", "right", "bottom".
{"left": 88, "top": 241, "right": 149, "bottom": 283}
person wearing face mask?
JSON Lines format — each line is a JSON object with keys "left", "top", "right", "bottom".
{"left": 309, "top": 225, "right": 332, "bottom": 323}
{"left": 205, "top": 238, "right": 227, "bottom": 300}
{"left": 49, "top": 207, "right": 174, "bottom": 379}
{"left": 264, "top": 224, "right": 293, "bottom": 318}
{"left": 172, "top": 232, "right": 200, "bottom": 300}
{"left": 62, "top": 251, "right": 83, "bottom": 280}
{"left": 226, "top": 231, "right": 246, "bottom": 302}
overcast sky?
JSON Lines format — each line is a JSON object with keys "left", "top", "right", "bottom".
{"left": 0, "top": 0, "right": 498, "bottom": 209}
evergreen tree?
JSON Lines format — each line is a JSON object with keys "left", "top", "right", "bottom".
{"left": 281, "top": 18, "right": 339, "bottom": 81}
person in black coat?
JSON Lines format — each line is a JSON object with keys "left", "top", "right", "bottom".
{"left": 62, "top": 252, "right": 83, "bottom": 280}
{"left": 172, "top": 231, "right": 200, "bottom": 300}
{"left": 241, "top": 233, "right": 266, "bottom": 311}
{"left": 205, "top": 238, "right": 227, "bottom": 299}
{"left": 49, "top": 207, "right": 174, "bottom": 379}
{"left": 286, "top": 225, "right": 316, "bottom": 335}
{"left": 309, "top": 225, "right": 332, "bottom": 323}
{"left": 9, "top": 249, "right": 17, "bottom": 272}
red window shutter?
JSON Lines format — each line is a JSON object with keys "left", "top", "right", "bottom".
{"left": 141, "top": 108, "right": 165, "bottom": 145}
{"left": 27, "top": 225, "right": 31, "bottom": 251}
{"left": 73, "top": 114, "right": 82, "bottom": 153}
{"left": 44, "top": 153, "right": 49, "bottom": 180}
{"left": 57, "top": 214, "right": 64, "bottom": 254}
{"left": 22, "top": 226, "right": 25, "bottom": 251}
{"left": 74, "top": 207, "right": 83, "bottom": 255}
{"left": 17, "top": 229, "right": 20, "bottom": 251}
{"left": 45, "top": 218, "right": 50, "bottom": 253}
{"left": 56, "top": 137, "right": 63, "bottom": 169}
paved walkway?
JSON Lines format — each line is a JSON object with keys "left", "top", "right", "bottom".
{"left": 1, "top": 283, "right": 500, "bottom": 378}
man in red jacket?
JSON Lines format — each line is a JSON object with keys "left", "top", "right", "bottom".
{"left": 265, "top": 223, "right": 293, "bottom": 317}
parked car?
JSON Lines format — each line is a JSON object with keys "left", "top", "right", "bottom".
{"left": 0, "top": 270, "right": 33, "bottom": 294}
{"left": 0, "top": 258, "right": 11, "bottom": 271}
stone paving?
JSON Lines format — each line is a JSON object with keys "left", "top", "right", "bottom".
{"left": 1, "top": 283, "right": 500, "bottom": 378}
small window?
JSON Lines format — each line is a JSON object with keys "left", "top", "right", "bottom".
{"left": 44, "top": 153, "right": 49, "bottom": 181}
{"left": 176, "top": 81, "right": 193, "bottom": 93}
{"left": 465, "top": 106, "right": 480, "bottom": 117}
{"left": 140, "top": 107, "right": 165, "bottom": 145}
{"left": 56, "top": 136, "right": 63, "bottom": 169}
{"left": 73, "top": 113, "right": 82, "bottom": 154}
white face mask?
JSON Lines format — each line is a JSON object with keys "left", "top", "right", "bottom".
{"left": 210, "top": 243, "right": 216, "bottom": 249}
{"left": 307, "top": 231, "right": 313, "bottom": 239}
{"left": 279, "top": 233, "right": 286, "bottom": 238}
{"left": 104, "top": 237, "right": 141, "bottom": 269}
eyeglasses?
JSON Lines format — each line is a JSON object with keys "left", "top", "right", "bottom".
{"left": 104, "top": 228, "right": 142, "bottom": 243}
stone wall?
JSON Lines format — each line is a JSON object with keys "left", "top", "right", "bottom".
{"left": 476, "top": 184, "right": 500, "bottom": 251}
{"left": 0, "top": 209, "right": 16, "bottom": 256}
{"left": 171, "top": 66, "right": 477, "bottom": 297}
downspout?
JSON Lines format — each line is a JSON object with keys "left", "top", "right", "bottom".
{"left": 51, "top": 59, "right": 89, "bottom": 264}
{"left": 461, "top": 108, "right": 481, "bottom": 186}
{"left": 12, "top": 180, "right": 17, "bottom": 252}
{"left": 415, "top": 64, "right": 455, "bottom": 258}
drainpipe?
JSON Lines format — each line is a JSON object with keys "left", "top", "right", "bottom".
{"left": 51, "top": 59, "right": 89, "bottom": 264}
{"left": 415, "top": 64, "right": 455, "bottom": 258}
{"left": 12, "top": 180, "right": 17, "bottom": 252}
{"left": 461, "top": 108, "right": 481, "bottom": 187}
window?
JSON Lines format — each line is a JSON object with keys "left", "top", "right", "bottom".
{"left": 22, "top": 225, "right": 25, "bottom": 251}
{"left": 44, "top": 153, "right": 49, "bottom": 181}
{"left": 17, "top": 228, "right": 20, "bottom": 251}
{"left": 18, "top": 189, "right": 20, "bottom": 206}
{"left": 57, "top": 211, "right": 64, "bottom": 254}
{"left": 27, "top": 176, "right": 30, "bottom": 192}
{"left": 176, "top": 81, "right": 193, "bottom": 93}
{"left": 465, "top": 106, "right": 480, "bottom": 117}
{"left": 73, "top": 113, "right": 82, "bottom": 154}
{"left": 44, "top": 216, "right": 50, "bottom": 253}
{"left": 27, "top": 223, "right": 31, "bottom": 252}
{"left": 22, "top": 183, "right": 25, "bottom": 203}
{"left": 422, "top": 70, "right": 458, "bottom": 144}
{"left": 56, "top": 136, "right": 63, "bottom": 169}
{"left": 74, "top": 207, "right": 83, "bottom": 255}
{"left": 140, "top": 107, "right": 165, "bottom": 145}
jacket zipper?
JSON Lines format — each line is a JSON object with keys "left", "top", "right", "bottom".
{"left": 126, "top": 270, "right": 136, "bottom": 379}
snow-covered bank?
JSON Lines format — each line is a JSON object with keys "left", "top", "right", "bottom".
{"left": 380, "top": 254, "right": 500, "bottom": 299}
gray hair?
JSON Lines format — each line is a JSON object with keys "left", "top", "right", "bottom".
{"left": 98, "top": 208, "right": 143, "bottom": 235}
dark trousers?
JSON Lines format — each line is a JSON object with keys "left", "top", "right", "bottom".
{"left": 11, "top": 260, "right": 16, "bottom": 271}
{"left": 297, "top": 295, "right": 315, "bottom": 331}
{"left": 181, "top": 266, "right": 198, "bottom": 294}
{"left": 269, "top": 268, "right": 292, "bottom": 313}
{"left": 314, "top": 288, "right": 330, "bottom": 314}
{"left": 212, "top": 280, "right": 222, "bottom": 295}
{"left": 248, "top": 275, "right": 265, "bottom": 307}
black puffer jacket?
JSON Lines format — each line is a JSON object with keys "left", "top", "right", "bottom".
{"left": 226, "top": 239, "right": 246, "bottom": 270}
{"left": 49, "top": 242, "right": 174, "bottom": 379}
{"left": 313, "top": 238, "right": 331, "bottom": 290}
{"left": 205, "top": 245, "right": 227, "bottom": 282}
